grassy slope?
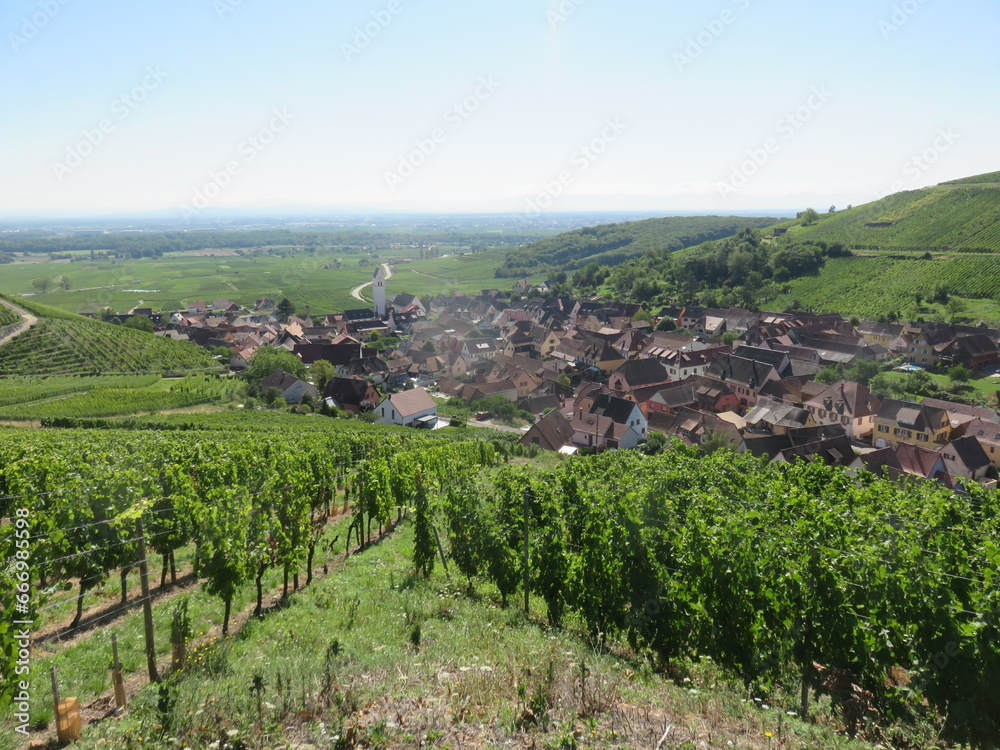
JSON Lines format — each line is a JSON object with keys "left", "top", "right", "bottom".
{"left": 55, "top": 523, "right": 869, "bottom": 750}
{"left": 0, "top": 296, "right": 217, "bottom": 376}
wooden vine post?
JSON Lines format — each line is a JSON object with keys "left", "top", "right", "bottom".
{"left": 136, "top": 516, "right": 159, "bottom": 684}
{"left": 51, "top": 666, "right": 81, "bottom": 743}
{"left": 111, "top": 633, "right": 127, "bottom": 711}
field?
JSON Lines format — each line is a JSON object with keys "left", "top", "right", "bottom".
{"left": 765, "top": 255, "right": 1000, "bottom": 321}
{"left": 0, "top": 247, "right": 535, "bottom": 317}
{"left": 0, "top": 296, "right": 218, "bottom": 376}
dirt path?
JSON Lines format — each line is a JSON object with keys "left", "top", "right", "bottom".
{"left": 0, "top": 297, "right": 38, "bottom": 346}
{"left": 349, "top": 262, "right": 394, "bottom": 302}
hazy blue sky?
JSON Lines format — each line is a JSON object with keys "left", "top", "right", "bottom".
{"left": 2, "top": 0, "right": 998, "bottom": 217}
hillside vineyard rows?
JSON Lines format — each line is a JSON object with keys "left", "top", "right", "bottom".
{"left": 2, "top": 422, "right": 998, "bottom": 746}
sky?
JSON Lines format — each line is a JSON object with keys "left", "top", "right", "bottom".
{"left": 1, "top": 0, "right": 998, "bottom": 219}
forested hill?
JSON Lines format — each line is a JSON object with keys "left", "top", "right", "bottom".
{"left": 496, "top": 215, "right": 781, "bottom": 277}
{"left": 776, "top": 171, "right": 1000, "bottom": 252}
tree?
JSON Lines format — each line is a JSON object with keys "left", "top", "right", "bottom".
{"left": 244, "top": 346, "right": 307, "bottom": 390}
{"left": 557, "top": 372, "right": 572, "bottom": 395}
{"left": 657, "top": 317, "right": 677, "bottom": 332}
{"left": 58, "top": 275, "right": 72, "bottom": 291}
{"left": 421, "top": 339, "right": 437, "bottom": 353}
{"left": 310, "top": 360, "right": 336, "bottom": 393}
{"left": 277, "top": 297, "right": 296, "bottom": 320}
{"left": 123, "top": 316, "right": 154, "bottom": 333}
{"left": 828, "top": 205, "right": 836, "bottom": 213}
{"left": 815, "top": 365, "right": 842, "bottom": 385}
{"left": 948, "top": 364, "right": 973, "bottom": 384}
{"left": 800, "top": 208, "right": 819, "bottom": 226}
{"left": 31, "top": 277, "right": 52, "bottom": 293}
{"left": 868, "top": 373, "right": 895, "bottom": 399}
{"left": 947, "top": 298, "right": 966, "bottom": 322}
{"left": 721, "top": 331, "right": 738, "bottom": 347}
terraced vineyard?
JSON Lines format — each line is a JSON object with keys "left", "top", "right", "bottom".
{"left": 0, "top": 296, "right": 217, "bottom": 376}
{"left": 766, "top": 254, "right": 1000, "bottom": 319}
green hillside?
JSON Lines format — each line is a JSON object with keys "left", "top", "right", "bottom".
{"left": 779, "top": 172, "right": 1000, "bottom": 252}
{"left": 497, "top": 215, "right": 781, "bottom": 277}
{"left": 0, "top": 295, "right": 218, "bottom": 376}
{"left": 766, "top": 255, "right": 1000, "bottom": 321}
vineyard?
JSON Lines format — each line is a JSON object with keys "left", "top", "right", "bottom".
{"left": 765, "top": 255, "right": 1000, "bottom": 319}
{"left": 0, "top": 296, "right": 217, "bottom": 376}
{"left": 0, "top": 420, "right": 521, "bottom": 742}
{"left": 0, "top": 374, "right": 242, "bottom": 421}
{"left": 0, "top": 304, "right": 19, "bottom": 330}
{"left": 2, "top": 416, "right": 998, "bottom": 748}
{"left": 0, "top": 375, "right": 161, "bottom": 409}
{"left": 780, "top": 181, "right": 1000, "bottom": 253}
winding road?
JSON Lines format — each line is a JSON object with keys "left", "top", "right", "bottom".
{"left": 350, "top": 263, "right": 394, "bottom": 303}
{"left": 0, "top": 297, "right": 38, "bottom": 347}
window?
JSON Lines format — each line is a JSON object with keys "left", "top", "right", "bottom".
{"left": 917, "top": 433, "right": 927, "bottom": 442}
{"left": 893, "top": 428, "right": 912, "bottom": 438}
{"left": 878, "top": 425, "right": 889, "bottom": 433}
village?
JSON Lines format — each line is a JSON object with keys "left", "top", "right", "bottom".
{"left": 129, "top": 265, "right": 1000, "bottom": 491}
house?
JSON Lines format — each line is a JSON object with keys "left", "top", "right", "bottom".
{"left": 375, "top": 388, "right": 438, "bottom": 428}
{"left": 957, "top": 418, "right": 1000, "bottom": 465}
{"left": 340, "top": 356, "right": 390, "bottom": 384}
{"left": 461, "top": 338, "right": 502, "bottom": 364}
{"left": 802, "top": 380, "right": 882, "bottom": 440}
{"left": 646, "top": 382, "right": 698, "bottom": 416}
{"left": 462, "top": 380, "right": 519, "bottom": 404}
{"left": 872, "top": 398, "right": 953, "bottom": 449}
{"left": 571, "top": 393, "right": 648, "bottom": 450}
{"left": 743, "top": 397, "right": 814, "bottom": 435}
{"left": 607, "top": 359, "right": 670, "bottom": 393}
{"left": 322, "top": 377, "right": 380, "bottom": 414}
{"left": 521, "top": 409, "right": 574, "bottom": 452}
{"left": 862, "top": 444, "right": 954, "bottom": 487}
{"left": 259, "top": 369, "right": 318, "bottom": 405}
{"left": 937, "top": 334, "right": 1000, "bottom": 369}
{"left": 940, "top": 436, "right": 992, "bottom": 483}
{"left": 706, "top": 353, "right": 781, "bottom": 408}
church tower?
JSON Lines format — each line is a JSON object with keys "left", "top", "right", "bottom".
{"left": 373, "top": 266, "right": 386, "bottom": 319}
